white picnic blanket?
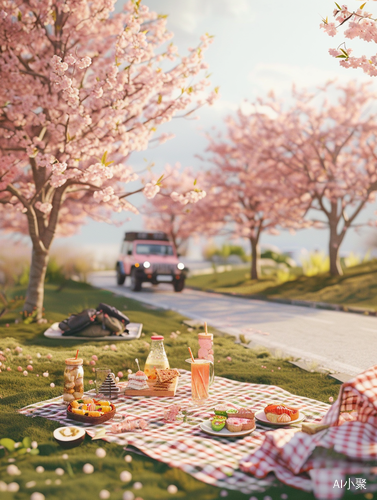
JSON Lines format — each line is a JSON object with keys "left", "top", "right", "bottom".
{"left": 44, "top": 322, "right": 142, "bottom": 341}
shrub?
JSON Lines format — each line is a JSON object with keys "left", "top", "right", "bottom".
{"left": 301, "top": 251, "right": 330, "bottom": 276}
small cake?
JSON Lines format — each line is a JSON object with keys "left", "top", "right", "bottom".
{"left": 214, "top": 404, "right": 238, "bottom": 417}
{"left": 235, "top": 409, "right": 255, "bottom": 420}
{"left": 264, "top": 403, "right": 300, "bottom": 423}
{"left": 126, "top": 370, "right": 149, "bottom": 390}
{"left": 225, "top": 418, "right": 243, "bottom": 432}
{"left": 237, "top": 418, "right": 255, "bottom": 431}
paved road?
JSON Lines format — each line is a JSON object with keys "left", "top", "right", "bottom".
{"left": 88, "top": 272, "right": 376, "bottom": 377}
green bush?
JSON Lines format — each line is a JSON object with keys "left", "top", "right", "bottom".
{"left": 203, "top": 243, "right": 248, "bottom": 262}
{"left": 301, "top": 251, "right": 330, "bottom": 276}
{"left": 261, "top": 249, "right": 293, "bottom": 267}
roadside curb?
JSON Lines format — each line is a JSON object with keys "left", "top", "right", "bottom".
{"left": 186, "top": 286, "right": 377, "bottom": 317}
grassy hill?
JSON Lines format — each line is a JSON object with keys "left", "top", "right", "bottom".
{"left": 187, "top": 260, "right": 377, "bottom": 312}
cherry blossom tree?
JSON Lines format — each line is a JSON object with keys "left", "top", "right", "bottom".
{"left": 321, "top": 1, "right": 377, "bottom": 75}
{"left": 143, "top": 164, "right": 210, "bottom": 254}
{"left": 206, "top": 112, "right": 309, "bottom": 280}
{"left": 260, "top": 81, "right": 377, "bottom": 276}
{"left": 0, "top": 0, "right": 216, "bottom": 319}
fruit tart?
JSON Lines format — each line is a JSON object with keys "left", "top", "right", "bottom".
{"left": 264, "top": 403, "right": 300, "bottom": 423}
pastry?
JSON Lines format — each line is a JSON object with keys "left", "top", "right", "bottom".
{"left": 264, "top": 403, "right": 300, "bottom": 423}
{"left": 156, "top": 368, "right": 180, "bottom": 383}
{"left": 225, "top": 418, "right": 243, "bottom": 432}
{"left": 214, "top": 404, "right": 238, "bottom": 417}
{"left": 235, "top": 409, "right": 255, "bottom": 420}
{"left": 126, "top": 371, "right": 149, "bottom": 390}
{"left": 237, "top": 418, "right": 255, "bottom": 430}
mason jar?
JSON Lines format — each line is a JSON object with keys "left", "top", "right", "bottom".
{"left": 63, "top": 357, "right": 84, "bottom": 404}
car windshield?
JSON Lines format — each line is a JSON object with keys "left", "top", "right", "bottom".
{"left": 135, "top": 244, "right": 174, "bottom": 256}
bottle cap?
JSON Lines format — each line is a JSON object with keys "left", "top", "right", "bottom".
{"left": 198, "top": 333, "right": 213, "bottom": 340}
{"left": 151, "top": 335, "right": 164, "bottom": 340}
{"left": 65, "top": 358, "right": 83, "bottom": 365}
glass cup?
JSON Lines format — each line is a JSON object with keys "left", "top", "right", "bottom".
{"left": 185, "top": 358, "right": 214, "bottom": 405}
{"left": 95, "top": 367, "right": 111, "bottom": 396}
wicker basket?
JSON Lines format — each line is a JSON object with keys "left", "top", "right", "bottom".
{"left": 67, "top": 403, "right": 116, "bottom": 424}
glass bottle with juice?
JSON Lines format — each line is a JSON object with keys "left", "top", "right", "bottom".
{"left": 144, "top": 335, "right": 169, "bottom": 379}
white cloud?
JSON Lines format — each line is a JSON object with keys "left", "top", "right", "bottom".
{"left": 248, "top": 62, "right": 372, "bottom": 96}
{"left": 144, "top": 0, "right": 254, "bottom": 33}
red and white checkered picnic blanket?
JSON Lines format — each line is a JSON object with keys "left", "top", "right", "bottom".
{"left": 240, "top": 365, "right": 377, "bottom": 499}
{"left": 19, "top": 370, "right": 329, "bottom": 496}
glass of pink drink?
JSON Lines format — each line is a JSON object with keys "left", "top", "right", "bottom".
{"left": 186, "top": 359, "right": 214, "bottom": 405}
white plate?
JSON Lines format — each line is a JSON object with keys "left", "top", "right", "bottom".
{"left": 255, "top": 410, "right": 306, "bottom": 426}
{"left": 200, "top": 419, "right": 256, "bottom": 437}
{"left": 157, "top": 275, "right": 173, "bottom": 282}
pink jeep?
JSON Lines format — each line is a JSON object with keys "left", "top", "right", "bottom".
{"left": 116, "top": 232, "right": 186, "bottom": 292}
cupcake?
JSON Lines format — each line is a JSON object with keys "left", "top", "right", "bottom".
{"left": 126, "top": 371, "right": 149, "bottom": 390}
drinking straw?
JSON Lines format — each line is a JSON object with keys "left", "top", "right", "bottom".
{"left": 204, "top": 322, "right": 208, "bottom": 335}
{"left": 135, "top": 358, "right": 140, "bottom": 371}
{"left": 188, "top": 347, "right": 196, "bottom": 363}
{"left": 75, "top": 349, "right": 79, "bottom": 360}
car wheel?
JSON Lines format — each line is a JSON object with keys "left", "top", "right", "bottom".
{"left": 173, "top": 278, "right": 185, "bottom": 292}
{"left": 130, "top": 269, "right": 142, "bottom": 292}
{"left": 116, "top": 265, "right": 126, "bottom": 285}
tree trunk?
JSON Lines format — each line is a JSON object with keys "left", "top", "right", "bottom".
{"left": 23, "top": 247, "right": 49, "bottom": 320}
{"left": 250, "top": 237, "right": 260, "bottom": 280}
{"left": 329, "top": 228, "right": 343, "bottom": 277}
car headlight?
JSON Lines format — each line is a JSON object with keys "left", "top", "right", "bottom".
{"left": 143, "top": 261, "right": 151, "bottom": 269}
{"left": 177, "top": 262, "right": 185, "bottom": 270}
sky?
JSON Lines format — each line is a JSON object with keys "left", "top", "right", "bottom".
{"left": 37, "top": 1, "right": 377, "bottom": 261}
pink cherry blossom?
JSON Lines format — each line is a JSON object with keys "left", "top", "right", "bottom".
{"left": 17, "top": 366, "right": 22, "bottom": 372}
{"left": 27, "top": 365, "right": 33, "bottom": 371}
{"left": 143, "top": 164, "right": 217, "bottom": 252}
{"left": 92, "top": 355, "right": 98, "bottom": 361}
{"left": 206, "top": 80, "right": 377, "bottom": 277}
{"left": 0, "top": 0, "right": 216, "bottom": 321}
{"left": 322, "top": 2, "right": 377, "bottom": 78}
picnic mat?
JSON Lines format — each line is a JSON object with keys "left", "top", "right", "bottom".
{"left": 43, "top": 322, "right": 143, "bottom": 341}
{"left": 19, "top": 370, "right": 329, "bottom": 496}
{"left": 240, "top": 364, "right": 377, "bottom": 499}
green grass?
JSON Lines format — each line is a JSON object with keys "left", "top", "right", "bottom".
{"left": 0, "top": 281, "right": 345, "bottom": 500}
{"left": 187, "top": 260, "right": 377, "bottom": 312}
